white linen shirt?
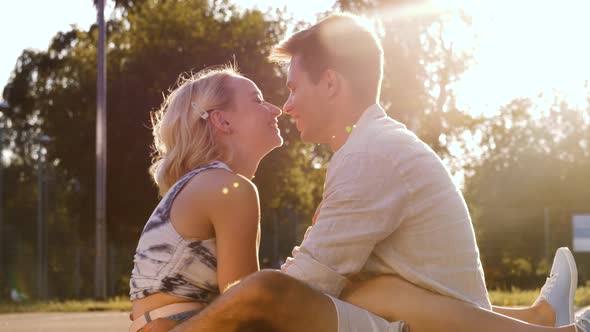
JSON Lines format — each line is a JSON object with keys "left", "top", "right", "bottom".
{"left": 283, "top": 104, "right": 491, "bottom": 310}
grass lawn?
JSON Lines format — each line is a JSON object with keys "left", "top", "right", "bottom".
{"left": 2, "top": 287, "right": 590, "bottom": 313}
{"left": 490, "top": 286, "right": 590, "bottom": 307}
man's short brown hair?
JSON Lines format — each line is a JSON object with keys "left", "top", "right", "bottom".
{"left": 270, "top": 13, "right": 384, "bottom": 103}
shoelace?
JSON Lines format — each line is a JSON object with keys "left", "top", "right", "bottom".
{"left": 539, "top": 273, "right": 559, "bottom": 301}
{"left": 576, "top": 309, "right": 590, "bottom": 332}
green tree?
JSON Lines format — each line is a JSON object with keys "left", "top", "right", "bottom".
{"left": 337, "top": 0, "right": 476, "bottom": 156}
{"left": 2, "top": 0, "right": 329, "bottom": 298}
{"left": 464, "top": 96, "right": 590, "bottom": 288}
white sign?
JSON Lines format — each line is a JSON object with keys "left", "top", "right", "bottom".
{"left": 573, "top": 214, "right": 590, "bottom": 252}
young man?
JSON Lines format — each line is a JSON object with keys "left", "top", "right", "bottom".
{"left": 168, "top": 13, "right": 577, "bottom": 332}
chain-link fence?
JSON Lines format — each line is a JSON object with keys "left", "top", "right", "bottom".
{"left": 2, "top": 204, "right": 589, "bottom": 301}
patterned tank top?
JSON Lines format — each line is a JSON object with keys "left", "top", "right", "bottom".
{"left": 129, "top": 161, "right": 232, "bottom": 303}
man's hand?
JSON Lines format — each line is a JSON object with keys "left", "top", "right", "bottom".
{"left": 281, "top": 226, "right": 313, "bottom": 271}
{"left": 281, "top": 200, "right": 320, "bottom": 271}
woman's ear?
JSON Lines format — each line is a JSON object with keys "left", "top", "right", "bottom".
{"left": 208, "top": 110, "right": 232, "bottom": 134}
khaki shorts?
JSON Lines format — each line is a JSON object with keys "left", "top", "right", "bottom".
{"left": 327, "top": 295, "right": 408, "bottom": 332}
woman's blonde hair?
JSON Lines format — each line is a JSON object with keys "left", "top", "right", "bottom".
{"left": 149, "top": 65, "right": 241, "bottom": 196}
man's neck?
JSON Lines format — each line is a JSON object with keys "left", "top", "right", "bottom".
{"left": 328, "top": 127, "right": 352, "bottom": 152}
{"left": 328, "top": 102, "right": 375, "bottom": 152}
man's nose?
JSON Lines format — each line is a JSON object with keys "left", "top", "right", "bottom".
{"left": 283, "top": 96, "right": 293, "bottom": 114}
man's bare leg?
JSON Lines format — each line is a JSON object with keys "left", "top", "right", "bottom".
{"left": 342, "top": 275, "right": 575, "bottom": 332}
{"left": 171, "top": 270, "right": 338, "bottom": 332}
{"left": 494, "top": 304, "right": 556, "bottom": 327}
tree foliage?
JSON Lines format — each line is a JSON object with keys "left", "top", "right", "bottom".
{"left": 4, "top": 0, "right": 587, "bottom": 298}
{"left": 2, "top": 0, "right": 329, "bottom": 298}
{"left": 464, "top": 97, "right": 590, "bottom": 288}
{"left": 336, "top": 0, "right": 476, "bottom": 155}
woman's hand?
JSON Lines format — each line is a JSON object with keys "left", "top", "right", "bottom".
{"left": 140, "top": 318, "right": 179, "bottom": 332}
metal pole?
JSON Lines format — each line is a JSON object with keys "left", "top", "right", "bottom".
{"left": 73, "top": 180, "right": 81, "bottom": 299}
{"left": 36, "top": 137, "right": 52, "bottom": 300}
{"left": 37, "top": 145, "right": 43, "bottom": 299}
{"left": 43, "top": 166, "right": 49, "bottom": 298}
{"left": 95, "top": 0, "right": 108, "bottom": 300}
{"left": 74, "top": 242, "right": 80, "bottom": 299}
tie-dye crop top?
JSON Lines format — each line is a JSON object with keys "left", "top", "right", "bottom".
{"left": 129, "top": 161, "right": 231, "bottom": 303}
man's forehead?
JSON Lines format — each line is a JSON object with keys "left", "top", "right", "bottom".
{"left": 285, "top": 63, "right": 294, "bottom": 85}
{"left": 286, "top": 57, "right": 300, "bottom": 80}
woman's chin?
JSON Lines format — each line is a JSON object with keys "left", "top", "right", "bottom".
{"left": 261, "top": 137, "right": 284, "bottom": 156}
{"left": 271, "top": 131, "right": 284, "bottom": 148}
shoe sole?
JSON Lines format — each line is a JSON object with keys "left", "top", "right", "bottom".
{"left": 558, "top": 247, "right": 578, "bottom": 325}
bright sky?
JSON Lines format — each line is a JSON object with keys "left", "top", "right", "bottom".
{"left": 0, "top": 0, "right": 107, "bottom": 92}
{"left": 0, "top": 0, "right": 335, "bottom": 96}
{"left": 1, "top": 0, "right": 589, "bottom": 117}
{"left": 448, "top": 0, "right": 590, "bottom": 116}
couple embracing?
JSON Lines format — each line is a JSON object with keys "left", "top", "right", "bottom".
{"left": 129, "top": 13, "right": 588, "bottom": 332}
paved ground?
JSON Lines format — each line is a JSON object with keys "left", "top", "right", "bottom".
{"left": 1, "top": 307, "right": 589, "bottom": 331}
{"left": 0, "top": 311, "right": 130, "bottom": 332}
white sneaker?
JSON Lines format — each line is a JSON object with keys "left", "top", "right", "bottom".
{"left": 389, "top": 321, "right": 409, "bottom": 332}
{"left": 533, "top": 247, "right": 577, "bottom": 326}
{"left": 576, "top": 308, "right": 590, "bottom": 332}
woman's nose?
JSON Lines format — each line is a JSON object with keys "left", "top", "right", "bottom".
{"left": 267, "top": 102, "right": 282, "bottom": 117}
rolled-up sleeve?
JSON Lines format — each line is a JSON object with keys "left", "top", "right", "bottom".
{"left": 282, "top": 152, "right": 409, "bottom": 296}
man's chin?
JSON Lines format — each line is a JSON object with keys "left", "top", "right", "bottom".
{"left": 299, "top": 131, "right": 323, "bottom": 144}
{"left": 299, "top": 131, "right": 312, "bottom": 143}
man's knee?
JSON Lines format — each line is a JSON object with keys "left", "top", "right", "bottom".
{"left": 225, "top": 270, "right": 302, "bottom": 323}
{"left": 236, "top": 319, "right": 275, "bottom": 332}
{"left": 239, "top": 269, "right": 298, "bottom": 304}
{"left": 235, "top": 270, "right": 337, "bottom": 331}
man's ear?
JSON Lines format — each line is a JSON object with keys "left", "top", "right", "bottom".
{"left": 208, "top": 110, "right": 232, "bottom": 134}
{"left": 323, "top": 69, "right": 341, "bottom": 99}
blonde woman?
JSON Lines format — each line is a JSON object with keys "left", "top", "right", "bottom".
{"left": 128, "top": 65, "right": 282, "bottom": 332}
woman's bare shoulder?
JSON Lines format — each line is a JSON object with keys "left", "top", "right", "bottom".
{"left": 175, "top": 169, "right": 258, "bottom": 216}
{"left": 171, "top": 168, "right": 258, "bottom": 238}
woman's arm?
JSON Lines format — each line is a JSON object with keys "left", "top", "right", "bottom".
{"left": 173, "top": 169, "right": 261, "bottom": 293}
{"left": 205, "top": 173, "right": 261, "bottom": 293}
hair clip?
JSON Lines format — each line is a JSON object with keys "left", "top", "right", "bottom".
{"left": 191, "top": 102, "right": 209, "bottom": 120}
